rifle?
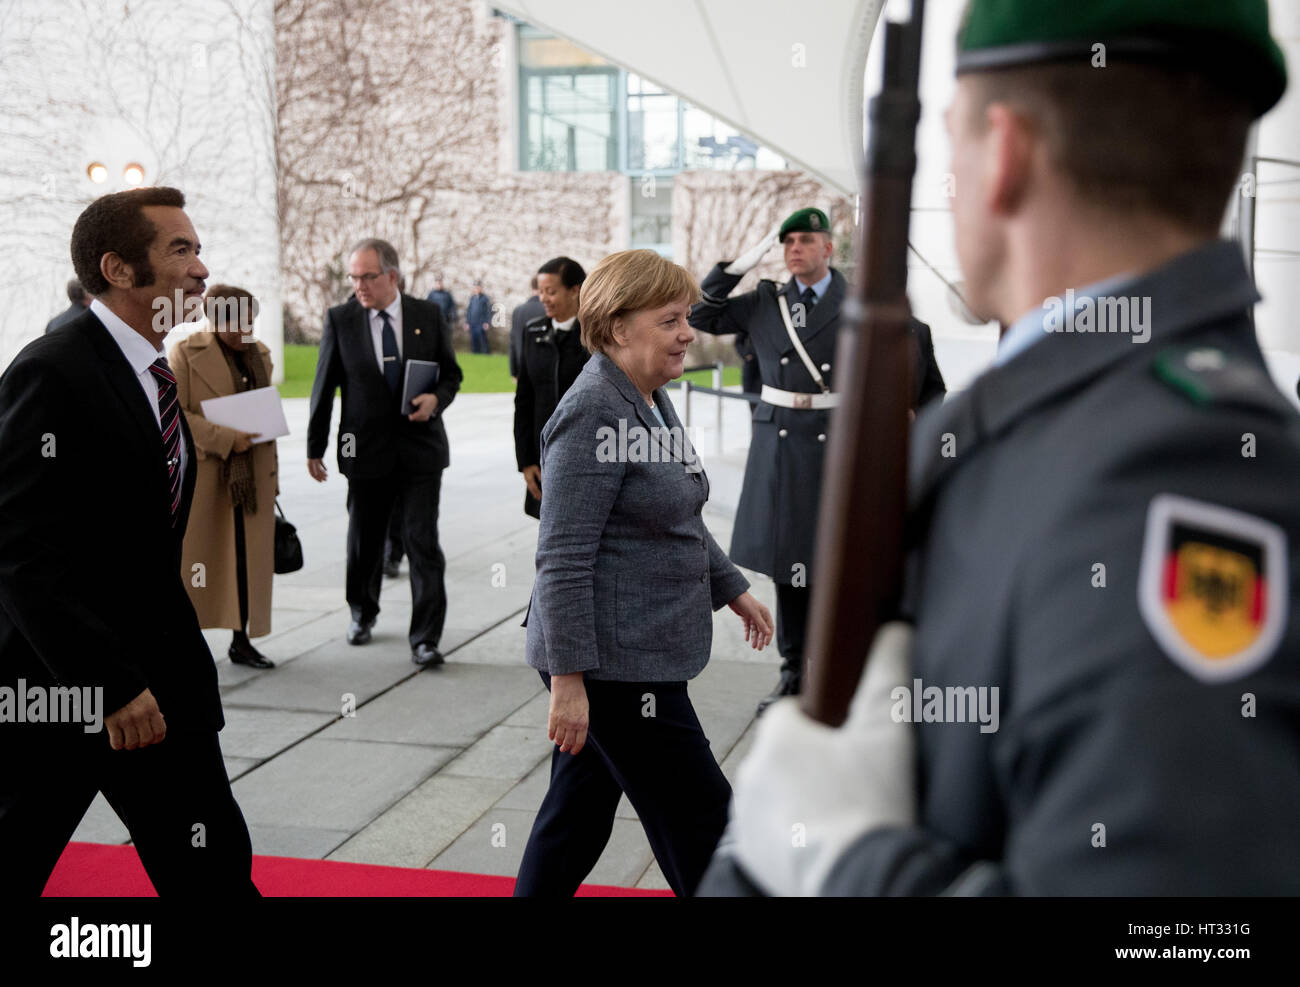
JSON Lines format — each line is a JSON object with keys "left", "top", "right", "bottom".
{"left": 802, "top": 0, "right": 925, "bottom": 726}
{"left": 696, "top": 0, "right": 925, "bottom": 897}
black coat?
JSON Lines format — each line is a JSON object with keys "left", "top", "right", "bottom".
{"left": 690, "top": 263, "right": 946, "bottom": 582}
{"left": 307, "top": 294, "right": 463, "bottom": 480}
{"left": 514, "top": 315, "right": 590, "bottom": 517}
{"left": 45, "top": 303, "right": 88, "bottom": 334}
{"left": 0, "top": 310, "right": 219, "bottom": 730}
{"left": 509, "top": 295, "right": 546, "bottom": 379}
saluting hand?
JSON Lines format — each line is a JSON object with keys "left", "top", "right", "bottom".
{"left": 105, "top": 688, "right": 167, "bottom": 751}
{"left": 548, "top": 673, "right": 589, "bottom": 755}
{"left": 729, "top": 591, "right": 774, "bottom": 650}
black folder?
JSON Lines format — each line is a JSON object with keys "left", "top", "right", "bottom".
{"left": 401, "top": 359, "right": 440, "bottom": 414}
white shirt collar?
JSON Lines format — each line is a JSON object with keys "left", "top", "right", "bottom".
{"left": 553, "top": 314, "right": 577, "bottom": 333}
{"left": 370, "top": 294, "right": 402, "bottom": 324}
{"left": 91, "top": 297, "right": 164, "bottom": 372}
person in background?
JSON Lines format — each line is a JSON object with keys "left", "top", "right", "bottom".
{"left": 514, "top": 257, "right": 589, "bottom": 519}
{"left": 509, "top": 274, "right": 546, "bottom": 382}
{"left": 704, "top": 0, "right": 1300, "bottom": 897}
{"left": 690, "top": 207, "right": 945, "bottom": 716}
{"left": 307, "top": 238, "right": 463, "bottom": 668}
{"left": 426, "top": 275, "right": 458, "bottom": 329}
{"left": 45, "top": 278, "right": 91, "bottom": 333}
{"left": 466, "top": 280, "right": 492, "bottom": 354}
{"left": 169, "top": 284, "right": 279, "bottom": 670}
{"left": 514, "top": 249, "right": 774, "bottom": 898}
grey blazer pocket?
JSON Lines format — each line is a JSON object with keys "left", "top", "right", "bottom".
{"left": 615, "top": 573, "right": 701, "bottom": 652}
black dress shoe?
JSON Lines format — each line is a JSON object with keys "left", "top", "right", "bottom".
{"left": 755, "top": 665, "right": 801, "bottom": 717}
{"left": 228, "top": 638, "right": 275, "bottom": 669}
{"left": 412, "top": 643, "right": 444, "bottom": 668}
{"left": 383, "top": 559, "right": 401, "bottom": 579}
{"left": 347, "top": 616, "right": 375, "bottom": 645}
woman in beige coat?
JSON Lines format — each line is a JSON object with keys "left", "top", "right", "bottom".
{"left": 169, "top": 284, "right": 279, "bottom": 669}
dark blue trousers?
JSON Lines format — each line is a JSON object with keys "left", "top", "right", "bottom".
{"left": 514, "top": 675, "right": 731, "bottom": 897}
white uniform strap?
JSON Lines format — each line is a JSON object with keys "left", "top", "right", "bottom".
{"left": 777, "top": 292, "right": 829, "bottom": 393}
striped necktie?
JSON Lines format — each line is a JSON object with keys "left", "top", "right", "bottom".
{"left": 148, "top": 356, "right": 183, "bottom": 527}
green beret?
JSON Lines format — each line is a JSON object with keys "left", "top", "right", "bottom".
{"left": 779, "top": 207, "right": 831, "bottom": 241}
{"left": 956, "top": 0, "right": 1287, "bottom": 117}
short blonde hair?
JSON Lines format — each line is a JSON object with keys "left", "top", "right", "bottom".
{"left": 579, "top": 250, "right": 701, "bottom": 355}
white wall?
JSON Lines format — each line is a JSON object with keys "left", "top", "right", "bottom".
{"left": 0, "top": 0, "right": 283, "bottom": 379}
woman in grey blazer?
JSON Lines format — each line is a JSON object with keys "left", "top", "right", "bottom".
{"left": 515, "top": 250, "right": 773, "bottom": 897}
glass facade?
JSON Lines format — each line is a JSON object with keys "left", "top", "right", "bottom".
{"left": 518, "top": 28, "right": 784, "bottom": 176}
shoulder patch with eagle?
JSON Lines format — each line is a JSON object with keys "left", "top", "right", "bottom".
{"left": 1138, "top": 494, "right": 1288, "bottom": 682}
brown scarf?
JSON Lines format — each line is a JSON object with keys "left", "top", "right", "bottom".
{"left": 216, "top": 338, "right": 269, "bottom": 513}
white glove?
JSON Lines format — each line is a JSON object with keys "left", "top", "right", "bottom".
{"left": 724, "top": 224, "right": 782, "bottom": 276}
{"left": 732, "top": 621, "right": 916, "bottom": 896}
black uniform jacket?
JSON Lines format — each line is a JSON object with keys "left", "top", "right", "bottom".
{"left": 514, "top": 315, "right": 590, "bottom": 518}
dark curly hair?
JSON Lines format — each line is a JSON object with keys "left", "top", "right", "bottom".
{"left": 70, "top": 186, "right": 186, "bottom": 295}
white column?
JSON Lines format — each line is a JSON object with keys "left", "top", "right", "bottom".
{"left": 1254, "top": 4, "right": 1300, "bottom": 398}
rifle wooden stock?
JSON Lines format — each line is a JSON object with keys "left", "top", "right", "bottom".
{"left": 800, "top": 1, "right": 924, "bottom": 727}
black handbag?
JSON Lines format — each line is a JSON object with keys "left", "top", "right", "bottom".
{"left": 273, "top": 500, "right": 303, "bottom": 574}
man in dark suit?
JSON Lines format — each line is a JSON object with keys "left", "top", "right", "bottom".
{"left": 0, "top": 186, "right": 258, "bottom": 895}
{"left": 307, "top": 238, "right": 463, "bottom": 667}
{"left": 44, "top": 277, "right": 90, "bottom": 333}
{"left": 690, "top": 208, "right": 946, "bottom": 716}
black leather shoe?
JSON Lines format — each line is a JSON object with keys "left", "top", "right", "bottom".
{"left": 412, "top": 643, "right": 444, "bottom": 668}
{"left": 228, "top": 638, "right": 275, "bottom": 669}
{"left": 347, "top": 616, "right": 375, "bottom": 645}
{"left": 383, "top": 559, "right": 401, "bottom": 579}
{"left": 755, "top": 665, "right": 801, "bottom": 717}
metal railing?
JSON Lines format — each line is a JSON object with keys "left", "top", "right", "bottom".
{"left": 664, "top": 361, "right": 758, "bottom": 450}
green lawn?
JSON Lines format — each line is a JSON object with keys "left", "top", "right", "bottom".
{"left": 278, "top": 344, "right": 740, "bottom": 398}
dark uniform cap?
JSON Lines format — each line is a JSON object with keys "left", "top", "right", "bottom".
{"left": 956, "top": 0, "right": 1287, "bottom": 118}
{"left": 779, "top": 207, "right": 831, "bottom": 241}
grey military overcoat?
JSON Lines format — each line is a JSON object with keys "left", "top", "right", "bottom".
{"left": 690, "top": 264, "right": 944, "bottom": 583}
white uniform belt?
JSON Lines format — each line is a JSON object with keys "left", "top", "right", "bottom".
{"left": 760, "top": 385, "right": 840, "bottom": 410}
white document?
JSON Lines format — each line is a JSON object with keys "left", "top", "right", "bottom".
{"left": 199, "top": 386, "right": 290, "bottom": 443}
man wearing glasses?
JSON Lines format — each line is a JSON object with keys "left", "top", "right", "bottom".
{"left": 307, "top": 238, "right": 463, "bottom": 667}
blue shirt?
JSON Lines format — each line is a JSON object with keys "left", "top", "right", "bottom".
{"left": 995, "top": 270, "right": 1139, "bottom": 366}
{"left": 792, "top": 270, "right": 832, "bottom": 303}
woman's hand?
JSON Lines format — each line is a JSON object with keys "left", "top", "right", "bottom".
{"left": 728, "top": 591, "right": 775, "bottom": 650}
{"left": 231, "top": 430, "right": 260, "bottom": 454}
{"left": 548, "top": 672, "right": 589, "bottom": 755}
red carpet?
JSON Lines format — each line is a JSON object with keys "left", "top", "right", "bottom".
{"left": 43, "top": 842, "right": 672, "bottom": 897}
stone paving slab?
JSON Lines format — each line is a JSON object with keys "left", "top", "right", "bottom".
{"left": 217, "top": 707, "right": 337, "bottom": 760}
{"left": 70, "top": 793, "right": 131, "bottom": 846}
{"left": 230, "top": 737, "right": 458, "bottom": 835}
{"left": 440, "top": 723, "right": 552, "bottom": 782}
{"left": 224, "top": 755, "right": 263, "bottom": 779}
{"left": 428, "top": 806, "right": 655, "bottom": 888}
{"left": 247, "top": 824, "right": 353, "bottom": 860}
{"left": 328, "top": 773, "right": 514, "bottom": 869}
{"left": 318, "top": 663, "right": 543, "bottom": 748}
{"left": 218, "top": 635, "right": 421, "bottom": 714}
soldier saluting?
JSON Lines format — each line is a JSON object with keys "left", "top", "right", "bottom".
{"left": 690, "top": 208, "right": 944, "bottom": 715}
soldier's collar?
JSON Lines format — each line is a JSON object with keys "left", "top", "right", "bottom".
{"left": 909, "top": 239, "right": 1259, "bottom": 511}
